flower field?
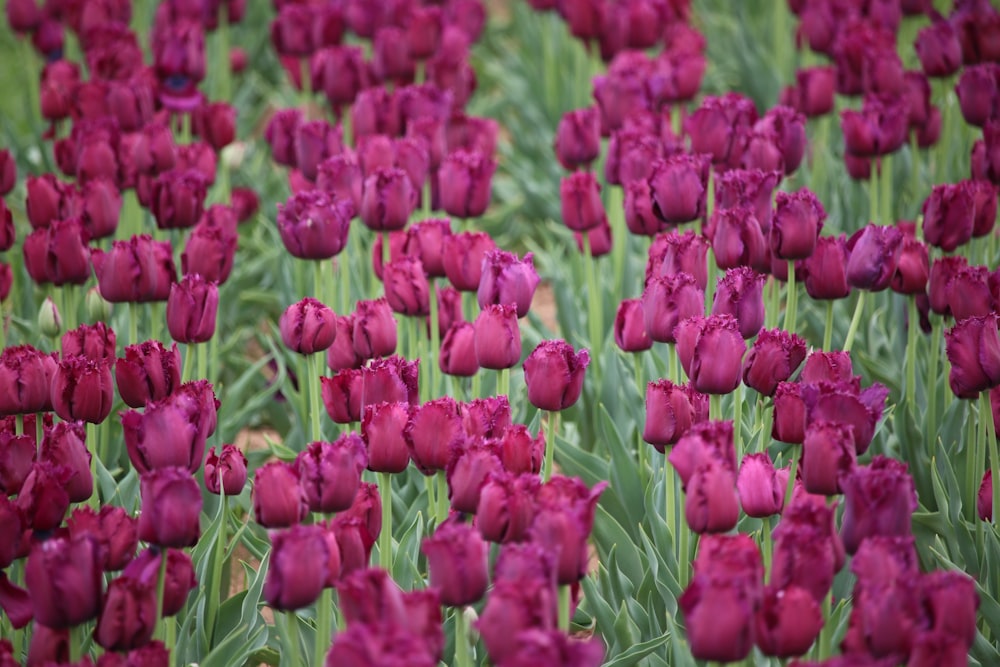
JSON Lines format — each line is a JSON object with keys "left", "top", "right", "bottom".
{"left": 0, "top": 0, "right": 999, "bottom": 666}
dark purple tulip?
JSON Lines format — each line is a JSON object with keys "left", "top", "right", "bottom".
{"left": 605, "top": 127, "right": 661, "bottom": 186}
{"left": 461, "top": 395, "right": 513, "bottom": 440}
{"left": 772, "top": 382, "right": 806, "bottom": 444}
{"left": 771, "top": 189, "right": 825, "bottom": 260}
{"left": 17, "top": 461, "right": 71, "bottom": 530}
{"left": 742, "top": 328, "right": 807, "bottom": 397}
{"left": 204, "top": 444, "right": 247, "bottom": 496}
{"left": 439, "top": 149, "right": 495, "bottom": 218}
{"left": 447, "top": 440, "right": 503, "bottom": 514}
{"left": 0, "top": 429, "right": 34, "bottom": 496}
{"left": 443, "top": 230, "right": 497, "bottom": 292}
{"left": 643, "top": 379, "right": 697, "bottom": 452}
{"left": 280, "top": 297, "right": 336, "bottom": 355}
{"left": 642, "top": 273, "right": 704, "bottom": 344}
{"left": 797, "top": 234, "right": 850, "bottom": 300}
{"left": 25, "top": 533, "right": 102, "bottom": 629}
{"left": 316, "top": 153, "right": 363, "bottom": 212}
{"left": 754, "top": 585, "right": 823, "bottom": 658}
{"left": 711, "top": 267, "right": 765, "bottom": 339}
{"left": 554, "top": 107, "right": 601, "bottom": 170}
{"left": 840, "top": 95, "right": 909, "bottom": 157}
{"left": 67, "top": 506, "right": 138, "bottom": 572}
{"left": 477, "top": 250, "right": 540, "bottom": 318}
{"left": 114, "top": 341, "right": 181, "bottom": 409}
{"left": 352, "top": 298, "right": 397, "bottom": 360}
{"left": 803, "top": 379, "right": 888, "bottom": 455}
{"left": 687, "top": 315, "right": 746, "bottom": 395}
{"left": 277, "top": 190, "right": 352, "bottom": 260}
{"left": 80, "top": 178, "right": 122, "bottom": 240}
{"left": 956, "top": 64, "right": 1000, "bottom": 128}
{"left": 970, "top": 180, "right": 999, "bottom": 237}
{"left": 737, "top": 453, "right": 786, "bottom": 518}
{"left": 193, "top": 101, "right": 236, "bottom": 151}
{"left": 685, "top": 457, "right": 740, "bottom": 533}
{"left": 573, "top": 218, "right": 612, "bottom": 257}
{"left": 801, "top": 350, "right": 854, "bottom": 384}
{"left": 327, "top": 315, "right": 364, "bottom": 372}
{"left": 846, "top": 224, "right": 903, "bottom": 292}
{"left": 384, "top": 257, "right": 430, "bottom": 316}
{"left": 801, "top": 421, "right": 856, "bottom": 495}
{"left": 371, "top": 229, "right": 409, "bottom": 282}
{"left": 529, "top": 476, "right": 607, "bottom": 585}
{"left": 498, "top": 424, "right": 545, "bottom": 476}
{"left": 474, "top": 303, "right": 521, "bottom": 370}
{"left": 422, "top": 518, "right": 489, "bottom": 606}
{"left": 439, "top": 321, "right": 479, "bottom": 377}
{"left": 920, "top": 570, "right": 979, "bottom": 650}
{"left": 840, "top": 457, "right": 918, "bottom": 554}
{"left": 674, "top": 316, "right": 707, "bottom": 380}
{"left": 404, "top": 218, "right": 452, "bottom": 278}
{"left": 321, "top": 369, "right": 363, "bottom": 424}
{"left": 754, "top": 106, "right": 806, "bottom": 175}
{"left": 296, "top": 437, "right": 368, "bottom": 513}
{"left": 51, "top": 356, "right": 113, "bottom": 424}
{"left": 95, "top": 573, "right": 156, "bottom": 652}
{"left": 614, "top": 298, "right": 653, "bottom": 353}
{"left": 253, "top": 460, "right": 309, "bottom": 528}
{"left": 623, "top": 180, "right": 663, "bottom": 237}
{"left": 771, "top": 493, "right": 844, "bottom": 602}
{"left": 40, "top": 217, "right": 91, "bottom": 286}
{"left": 360, "top": 355, "right": 419, "bottom": 409}
{"left": 150, "top": 169, "right": 207, "bottom": 230}
{"left": 0, "top": 201, "right": 13, "bottom": 253}
{"left": 648, "top": 154, "right": 709, "bottom": 224}
{"left": 123, "top": 548, "right": 197, "bottom": 618}
{"left": 361, "top": 402, "right": 412, "bottom": 473}
{"left": 710, "top": 206, "right": 769, "bottom": 273}
{"left": 182, "top": 206, "right": 238, "bottom": 284}
{"left": 60, "top": 322, "right": 115, "bottom": 362}
{"left": 477, "top": 471, "right": 539, "bottom": 543}
{"left": 92, "top": 235, "right": 177, "bottom": 303}
{"left": 922, "top": 182, "right": 976, "bottom": 252}
{"left": 40, "top": 421, "right": 91, "bottom": 503}
{"left": 138, "top": 467, "right": 202, "bottom": 548}
{"left": 265, "top": 524, "right": 329, "bottom": 611}
{"left": 946, "top": 314, "right": 1000, "bottom": 399}
{"left": 478, "top": 576, "right": 558, "bottom": 664}
{"left": 714, "top": 169, "right": 781, "bottom": 235}
{"left": 360, "top": 167, "right": 417, "bottom": 231}
{"left": 929, "top": 255, "right": 968, "bottom": 316}
{"left": 684, "top": 93, "right": 758, "bottom": 168}
{"left": 679, "top": 575, "right": 754, "bottom": 662}
{"left": 560, "top": 171, "right": 606, "bottom": 232}
{"left": 406, "top": 396, "right": 464, "bottom": 474}
{"left": 295, "top": 120, "right": 343, "bottom": 182}
{"left": 166, "top": 274, "right": 218, "bottom": 344}
{"left": 648, "top": 229, "right": 709, "bottom": 289}
{"left": 523, "top": 340, "right": 589, "bottom": 411}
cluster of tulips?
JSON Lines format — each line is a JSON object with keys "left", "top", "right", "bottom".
{"left": 0, "top": 0, "right": 999, "bottom": 665}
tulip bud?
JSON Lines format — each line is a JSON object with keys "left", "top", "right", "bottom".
{"left": 477, "top": 250, "right": 540, "bottom": 318}
{"left": 265, "top": 524, "right": 329, "bottom": 611}
{"left": 890, "top": 230, "right": 930, "bottom": 295}
{"left": 945, "top": 314, "right": 1000, "bottom": 399}
{"left": 253, "top": 460, "right": 309, "bottom": 528}
{"left": 166, "top": 274, "right": 218, "bottom": 344}
{"left": 280, "top": 297, "right": 337, "bottom": 355}
{"left": 321, "top": 369, "right": 364, "bottom": 424}
{"left": 442, "top": 231, "right": 496, "bottom": 292}
{"left": 361, "top": 402, "right": 411, "bottom": 474}
{"left": 85, "top": 287, "right": 112, "bottom": 322}
{"left": 683, "top": 315, "right": 745, "bottom": 394}
{"left": 741, "top": 328, "right": 807, "bottom": 397}
{"left": 384, "top": 257, "right": 430, "bottom": 316}
{"left": 38, "top": 296, "right": 62, "bottom": 337}
{"left": 439, "top": 149, "right": 495, "bottom": 219}
{"left": 554, "top": 107, "right": 601, "bottom": 170}
{"left": 352, "top": 298, "right": 397, "bottom": 360}
{"left": 523, "top": 340, "right": 589, "bottom": 411}
{"left": 406, "top": 396, "right": 465, "bottom": 474}
{"left": 276, "top": 190, "right": 352, "bottom": 260}
{"left": 205, "top": 444, "right": 248, "bottom": 496}
{"left": 560, "top": 172, "right": 606, "bottom": 232}
{"left": 138, "top": 467, "right": 202, "bottom": 548}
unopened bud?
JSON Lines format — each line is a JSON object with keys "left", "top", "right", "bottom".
{"left": 85, "top": 287, "right": 112, "bottom": 322}
{"left": 38, "top": 296, "right": 62, "bottom": 337}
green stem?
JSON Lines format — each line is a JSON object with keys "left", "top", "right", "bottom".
{"left": 760, "top": 402, "right": 774, "bottom": 453}
{"left": 207, "top": 494, "right": 228, "bottom": 644}
{"left": 783, "top": 446, "right": 800, "bottom": 510}
{"left": 818, "top": 592, "right": 833, "bottom": 659}
{"left": 471, "top": 370, "right": 481, "bottom": 401}
{"left": 454, "top": 608, "right": 471, "bottom": 667}
{"left": 425, "top": 474, "right": 437, "bottom": 523}
{"left": 761, "top": 517, "right": 773, "bottom": 582}
{"left": 678, "top": 514, "right": 690, "bottom": 588}
{"left": 309, "top": 353, "right": 323, "bottom": 442}
{"left": 881, "top": 153, "right": 893, "bottom": 226}
{"left": 429, "top": 280, "right": 440, "bottom": 398}
{"left": 299, "top": 58, "right": 312, "bottom": 111}
{"left": 543, "top": 411, "right": 558, "bottom": 482}
{"left": 582, "top": 232, "right": 603, "bottom": 378}
{"left": 86, "top": 422, "right": 100, "bottom": 509}
{"left": 783, "top": 262, "right": 796, "bottom": 333}
{"left": 823, "top": 300, "right": 834, "bottom": 350}
{"left": 182, "top": 343, "right": 195, "bottom": 383}
{"left": 709, "top": 393, "right": 722, "bottom": 420}
{"left": 69, "top": 623, "right": 84, "bottom": 663}
{"left": 842, "top": 291, "right": 865, "bottom": 354}
{"left": 967, "top": 409, "right": 980, "bottom": 523}
{"left": 378, "top": 472, "right": 393, "bottom": 571}
{"left": 733, "top": 383, "right": 744, "bottom": 463}
{"left": 928, "top": 319, "right": 942, "bottom": 453}
{"left": 905, "top": 298, "right": 918, "bottom": 411}
{"left": 870, "top": 158, "right": 879, "bottom": 225}
{"left": 436, "top": 470, "right": 449, "bottom": 522}
{"left": 149, "top": 302, "right": 162, "bottom": 344}
{"left": 558, "top": 585, "right": 571, "bottom": 632}
{"left": 15, "top": 414, "right": 24, "bottom": 437}
{"left": 34, "top": 414, "right": 42, "bottom": 457}
{"left": 665, "top": 455, "right": 676, "bottom": 559}
{"left": 340, "top": 256, "right": 351, "bottom": 315}
{"left": 282, "top": 611, "right": 301, "bottom": 667}
{"left": 155, "top": 549, "right": 168, "bottom": 638}
{"left": 608, "top": 186, "right": 626, "bottom": 298}
{"left": 197, "top": 341, "right": 207, "bottom": 381}
{"left": 635, "top": 355, "right": 648, "bottom": 488}
{"left": 983, "top": 392, "right": 1000, "bottom": 526}
{"left": 218, "top": 6, "right": 232, "bottom": 102}
{"left": 129, "top": 301, "right": 140, "bottom": 349}
{"left": 498, "top": 367, "right": 509, "bottom": 399}
{"left": 315, "top": 588, "right": 333, "bottom": 667}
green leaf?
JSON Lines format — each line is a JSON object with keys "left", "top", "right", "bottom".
{"left": 603, "top": 633, "right": 671, "bottom": 667}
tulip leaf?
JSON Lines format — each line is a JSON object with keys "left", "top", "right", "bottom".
{"left": 200, "top": 622, "right": 268, "bottom": 667}
{"left": 612, "top": 600, "right": 640, "bottom": 652}
{"left": 665, "top": 612, "right": 697, "bottom": 667}
{"left": 392, "top": 511, "right": 425, "bottom": 590}
{"left": 593, "top": 506, "right": 644, "bottom": 591}
{"left": 602, "top": 633, "right": 671, "bottom": 667}
{"left": 581, "top": 574, "right": 618, "bottom": 651}
{"left": 598, "top": 403, "right": 645, "bottom": 540}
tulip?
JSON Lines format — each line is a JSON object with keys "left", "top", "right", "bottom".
{"left": 325, "top": 622, "right": 438, "bottom": 667}
{"left": 149, "top": 169, "right": 207, "bottom": 230}
{"left": 0, "top": 497, "right": 24, "bottom": 569}
{"left": 276, "top": 190, "right": 352, "bottom": 260}
{"left": 711, "top": 268, "right": 765, "bottom": 339}
{"left": 802, "top": 379, "right": 888, "bottom": 455}
{"left": 123, "top": 548, "right": 197, "bottom": 618}
{"left": 945, "top": 314, "right": 1000, "bottom": 399}
{"left": 92, "top": 235, "right": 177, "bottom": 303}
{"left": 68, "top": 505, "right": 139, "bottom": 572}
{"left": 800, "top": 421, "right": 856, "bottom": 496}
{"left": 478, "top": 578, "right": 558, "bottom": 664}
{"left": 529, "top": 476, "right": 607, "bottom": 584}
{"left": 321, "top": 369, "right": 363, "bottom": 423}
{"left": 0, "top": 346, "right": 57, "bottom": 415}
{"left": 605, "top": 127, "right": 661, "bottom": 186}
{"left": 840, "top": 96, "right": 909, "bottom": 157}
{"left": 523, "top": 340, "right": 589, "bottom": 411}
{"left": 921, "top": 570, "right": 979, "bottom": 648}
{"left": 79, "top": 178, "right": 122, "bottom": 240}
{"left": 440, "top": 321, "right": 479, "bottom": 377}
{"left": 796, "top": 234, "right": 850, "bottom": 301}
{"left": 435, "top": 285, "right": 467, "bottom": 338}
{"left": 166, "top": 274, "right": 218, "bottom": 344}
{"left": 26, "top": 533, "right": 103, "bottom": 628}
{"left": 422, "top": 517, "right": 490, "bottom": 606}
{"left": 360, "top": 167, "right": 418, "bottom": 233}
{"left": 554, "top": 107, "right": 601, "bottom": 170}
{"left": 406, "top": 396, "right": 465, "bottom": 474}
{"left": 0, "top": 430, "right": 34, "bottom": 497}
{"left": 648, "top": 230, "right": 709, "bottom": 290}
{"left": 51, "top": 356, "right": 114, "bottom": 424}
{"left": 613, "top": 298, "right": 652, "bottom": 352}
{"left": 353, "top": 298, "right": 398, "bottom": 360}
{"left": 684, "top": 92, "right": 758, "bottom": 168}
{"left": 115, "top": 341, "right": 182, "bottom": 409}
{"left": 461, "top": 395, "right": 513, "bottom": 439}
{"left": 714, "top": 169, "right": 781, "bottom": 235}
{"left": 980, "top": 469, "right": 993, "bottom": 522}
{"left": 442, "top": 230, "right": 496, "bottom": 292}
{"left": 326, "top": 315, "right": 363, "bottom": 372}
{"left": 182, "top": 208, "right": 238, "bottom": 285}
{"left": 202, "top": 444, "right": 248, "bottom": 497}
{"left": 679, "top": 575, "right": 754, "bottom": 662}
{"left": 754, "top": 585, "right": 823, "bottom": 657}
{"left": 642, "top": 380, "right": 698, "bottom": 451}
{"left": 771, "top": 494, "right": 844, "bottom": 602}
{"left": 253, "top": 460, "right": 309, "bottom": 528}
{"left": 710, "top": 205, "right": 769, "bottom": 273}
{"left": 40, "top": 421, "right": 92, "bottom": 503}
{"left": 265, "top": 524, "right": 329, "bottom": 611}
{"left": 846, "top": 224, "right": 904, "bottom": 292}
{"left": 890, "top": 231, "right": 930, "bottom": 295}
{"left": 137, "top": 467, "right": 202, "bottom": 548}
{"left": 916, "top": 19, "right": 962, "bottom": 77}
{"left": 95, "top": 573, "right": 157, "bottom": 651}
{"left": 685, "top": 458, "right": 740, "bottom": 533}
{"left": 447, "top": 439, "right": 503, "bottom": 514}
{"left": 370, "top": 229, "right": 408, "bottom": 281}
{"left": 738, "top": 452, "right": 789, "bottom": 520}
{"left": 497, "top": 629, "right": 605, "bottom": 667}
{"left": 477, "top": 250, "right": 540, "bottom": 318}
{"left": 573, "top": 218, "right": 613, "bottom": 257}
{"left": 384, "top": 257, "right": 430, "bottom": 316}
{"left": 647, "top": 154, "right": 709, "bottom": 224}
{"left": 39, "top": 217, "right": 91, "bottom": 286}
{"left": 476, "top": 471, "right": 539, "bottom": 544}
{"left": 684, "top": 315, "right": 745, "bottom": 394}
{"left": 17, "top": 461, "right": 72, "bottom": 531}
{"left": 404, "top": 218, "right": 452, "bottom": 278}
{"left": 800, "top": 350, "right": 853, "bottom": 384}
{"left": 956, "top": 64, "right": 999, "bottom": 128}
{"left": 498, "top": 424, "right": 545, "bottom": 475}
{"left": 360, "top": 356, "right": 419, "bottom": 411}
{"left": 771, "top": 189, "right": 825, "bottom": 260}
{"left": 741, "top": 329, "right": 807, "bottom": 397}
{"left": 642, "top": 273, "right": 704, "bottom": 344}
{"left": 473, "top": 303, "right": 521, "bottom": 370}
{"left": 361, "top": 403, "right": 411, "bottom": 474}
{"left": 928, "top": 255, "right": 968, "bottom": 316}
{"left": 560, "top": 172, "right": 606, "bottom": 232}
{"left": 438, "top": 150, "right": 496, "bottom": 219}
{"left": 922, "top": 182, "right": 976, "bottom": 252}
{"left": 279, "top": 297, "right": 336, "bottom": 355}
{"left": 840, "top": 456, "right": 918, "bottom": 554}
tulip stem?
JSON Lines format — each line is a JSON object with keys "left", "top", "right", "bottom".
{"left": 783, "top": 262, "right": 796, "bottom": 333}
{"left": 207, "top": 493, "right": 228, "bottom": 644}
{"left": 842, "top": 291, "right": 865, "bottom": 354}
{"left": 869, "top": 158, "right": 879, "bottom": 225}
{"left": 982, "top": 392, "right": 1000, "bottom": 527}
{"left": 818, "top": 592, "right": 833, "bottom": 659}
{"left": 709, "top": 394, "right": 721, "bottom": 421}
{"left": 635, "top": 356, "right": 648, "bottom": 488}
{"left": 822, "top": 300, "right": 833, "bottom": 351}
{"left": 454, "top": 607, "right": 471, "bottom": 667}
{"left": 315, "top": 588, "right": 333, "bottom": 667}
{"left": 665, "top": 455, "right": 676, "bottom": 557}
{"left": 378, "top": 472, "right": 393, "bottom": 571}
{"left": 783, "top": 446, "right": 800, "bottom": 510}
{"left": 282, "top": 611, "right": 302, "bottom": 667}
{"left": 760, "top": 402, "right": 773, "bottom": 453}
{"left": 928, "top": 320, "right": 942, "bottom": 453}
{"left": 69, "top": 623, "right": 84, "bottom": 663}
{"left": 582, "top": 232, "right": 602, "bottom": 380}
{"left": 436, "top": 471, "right": 449, "bottom": 521}
{"left": 217, "top": 6, "right": 232, "bottom": 102}
{"left": 543, "top": 411, "right": 558, "bottom": 482}
{"left": 558, "top": 584, "right": 571, "bottom": 632}
{"left": 198, "top": 341, "right": 207, "bottom": 382}
{"left": 678, "top": 516, "right": 690, "bottom": 588}
{"left": 967, "top": 411, "right": 980, "bottom": 523}
{"left": 497, "top": 367, "right": 509, "bottom": 398}
{"left": 86, "top": 422, "right": 100, "bottom": 508}
{"left": 733, "top": 383, "right": 744, "bottom": 463}
{"left": 182, "top": 343, "right": 195, "bottom": 383}
{"left": 881, "top": 153, "right": 893, "bottom": 227}
{"left": 761, "top": 517, "right": 773, "bottom": 582}
{"left": 309, "top": 353, "right": 323, "bottom": 442}
{"left": 905, "top": 298, "right": 919, "bottom": 411}
{"left": 299, "top": 58, "right": 312, "bottom": 112}
{"left": 128, "top": 301, "right": 139, "bottom": 350}
{"left": 154, "top": 548, "right": 168, "bottom": 639}
{"left": 429, "top": 281, "right": 441, "bottom": 399}
{"left": 425, "top": 475, "right": 437, "bottom": 522}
